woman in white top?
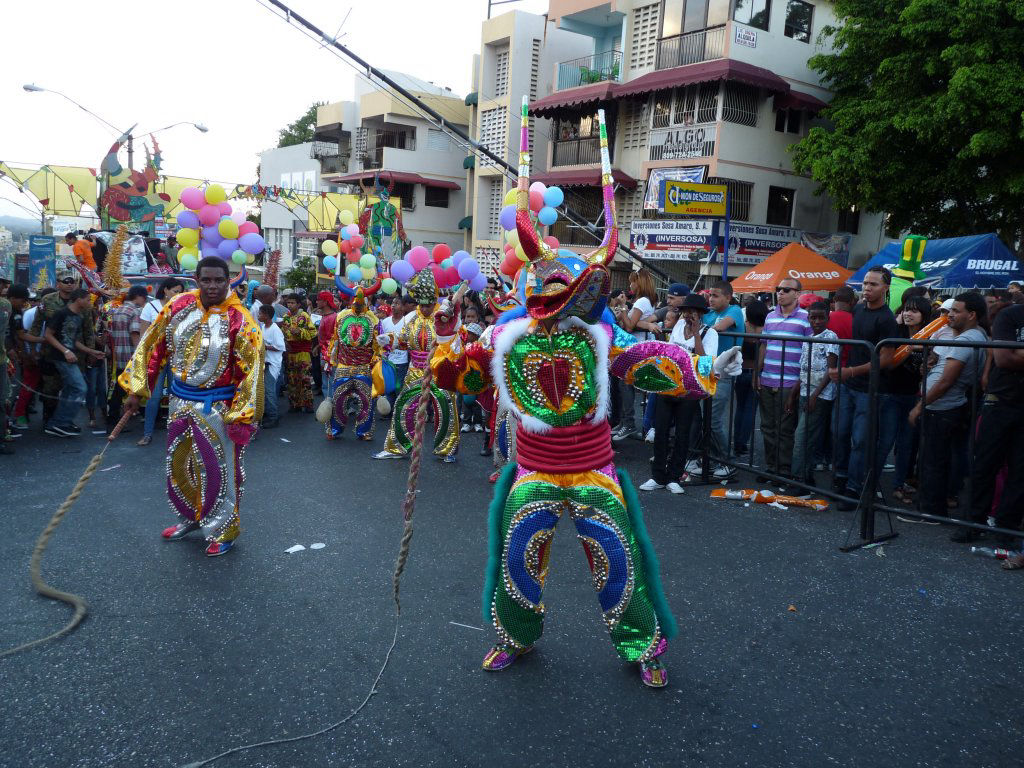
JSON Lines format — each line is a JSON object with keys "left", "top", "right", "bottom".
{"left": 137, "top": 277, "right": 185, "bottom": 445}
{"left": 613, "top": 269, "right": 661, "bottom": 440}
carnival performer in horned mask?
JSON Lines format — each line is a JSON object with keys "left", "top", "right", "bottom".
{"left": 326, "top": 287, "right": 381, "bottom": 440}
{"left": 120, "top": 257, "right": 264, "bottom": 557}
{"left": 430, "top": 100, "right": 741, "bottom": 687}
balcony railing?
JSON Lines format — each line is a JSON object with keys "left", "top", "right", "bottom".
{"left": 655, "top": 25, "right": 726, "bottom": 70}
{"left": 556, "top": 49, "right": 623, "bottom": 91}
{"left": 552, "top": 136, "right": 602, "bottom": 167}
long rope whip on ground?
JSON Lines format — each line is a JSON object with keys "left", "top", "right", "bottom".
{"left": 181, "top": 340, "right": 437, "bottom": 767}
{"left": 0, "top": 410, "right": 133, "bottom": 659}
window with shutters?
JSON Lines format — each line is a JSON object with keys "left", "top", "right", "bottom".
{"left": 487, "top": 178, "right": 504, "bottom": 239}
{"left": 494, "top": 46, "right": 510, "bottom": 98}
{"left": 622, "top": 100, "right": 649, "bottom": 152}
{"left": 706, "top": 176, "right": 753, "bottom": 221}
{"left": 722, "top": 82, "right": 758, "bottom": 126}
{"left": 617, "top": 184, "right": 646, "bottom": 225}
{"left": 629, "top": 4, "right": 661, "bottom": 73}
{"left": 427, "top": 129, "right": 449, "bottom": 151}
{"left": 479, "top": 108, "right": 508, "bottom": 167}
{"left": 391, "top": 182, "right": 416, "bottom": 212}
{"left": 530, "top": 39, "right": 540, "bottom": 100}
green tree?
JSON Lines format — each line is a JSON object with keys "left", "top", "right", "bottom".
{"left": 791, "top": 0, "right": 1024, "bottom": 251}
{"left": 277, "top": 103, "right": 325, "bottom": 148}
{"left": 283, "top": 254, "right": 316, "bottom": 292}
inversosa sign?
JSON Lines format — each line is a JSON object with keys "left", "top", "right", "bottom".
{"left": 659, "top": 181, "right": 728, "bottom": 216}
{"left": 630, "top": 220, "right": 810, "bottom": 265}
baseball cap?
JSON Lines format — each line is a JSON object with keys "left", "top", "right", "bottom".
{"left": 940, "top": 298, "right": 954, "bottom": 312}
{"left": 667, "top": 283, "right": 690, "bottom": 297}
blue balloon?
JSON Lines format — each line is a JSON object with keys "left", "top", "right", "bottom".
{"left": 543, "top": 186, "right": 564, "bottom": 208}
{"left": 346, "top": 264, "right": 362, "bottom": 282}
{"left": 538, "top": 206, "right": 558, "bottom": 227}
{"left": 238, "top": 232, "right": 266, "bottom": 255}
{"left": 499, "top": 204, "right": 517, "bottom": 232}
{"left": 452, "top": 249, "right": 470, "bottom": 266}
{"left": 390, "top": 260, "right": 414, "bottom": 282}
{"left": 216, "top": 239, "right": 238, "bottom": 259}
{"left": 323, "top": 255, "right": 338, "bottom": 270}
{"left": 341, "top": 228, "right": 351, "bottom": 241}
{"left": 176, "top": 210, "right": 200, "bottom": 229}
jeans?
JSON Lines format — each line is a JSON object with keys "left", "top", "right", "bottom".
{"left": 733, "top": 369, "right": 755, "bottom": 454}
{"left": 83, "top": 362, "right": 106, "bottom": 416}
{"left": 889, "top": 393, "right": 918, "bottom": 489}
{"left": 264, "top": 369, "right": 279, "bottom": 422}
{"left": 49, "top": 360, "right": 87, "bottom": 429}
{"left": 846, "top": 390, "right": 901, "bottom": 498}
{"left": 758, "top": 385, "right": 798, "bottom": 476}
{"left": 651, "top": 396, "right": 699, "bottom": 485}
{"left": 144, "top": 364, "right": 170, "bottom": 437}
{"left": 642, "top": 393, "right": 656, "bottom": 434}
{"left": 710, "top": 374, "right": 734, "bottom": 460}
{"left": 321, "top": 369, "right": 332, "bottom": 398}
{"left": 107, "top": 366, "right": 127, "bottom": 426}
{"left": 387, "top": 362, "right": 409, "bottom": 409}
{"left": 832, "top": 383, "right": 857, "bottom": 484}
{"left": 791, "top": 396, "right": 833, "bottom": 482}
{"left": 968, "top": 398, "right": 1024, "bottom": 530}
{"left": 620, "top": 382, "right": 640, "bottom": 432}
{"left": 917, "top": 404, "right": 968, "bottom": 517}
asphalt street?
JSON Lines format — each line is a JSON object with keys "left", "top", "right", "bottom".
{"left": 1, "top": 410, "right": 1021, "bottom": 768}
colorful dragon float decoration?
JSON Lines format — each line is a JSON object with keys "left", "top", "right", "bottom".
{"left": 98, "top": 131, "right": 170, "bottom": 224}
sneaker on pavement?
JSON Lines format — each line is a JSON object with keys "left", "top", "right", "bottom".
{"left": 44, "top": 425, "right": 74, "bottom": 437}
{"left": 372, "top": 450, "right": 404, "bottom": 459}
{"left": 685, "top": 459, "right": 701, "bottom": 474}
{"left": 639, "top": 478, "right": 665, "bottom": 491}
{"left": 474, "top": 424, "right": 484, "bottom": 432}
{"left": 12, "top": 417, "right": 29, "bottom": 431}
{"left": 666, "top": 482, "right": 685, "bottom": 495}
{"left": 65, "top": 423, "right": 82, "bottom": 433}
{"left": 612, "top": 429, "right": 638, "bottom": 442}
{"left": 644, "top": 428, "right": 655, "bottom": 443}
{"left": 460, "top": 423, "right": 472, "bottom": 432}
{"left": 712, "top": 465, "right": 736, "bottom": 481}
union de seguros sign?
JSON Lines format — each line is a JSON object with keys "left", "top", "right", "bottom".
{"left": 659, "top": 181, "right": 728, "bottom": 217}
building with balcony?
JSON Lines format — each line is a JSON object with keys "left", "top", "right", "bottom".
{"left": 463, "top": 10, "right": 593, "bottom": 272}
{"left": 521, "top": 0, "right": 887, "bottom": 284}
{"left": 258, "top": 141, "right": 329, "bottom": 277}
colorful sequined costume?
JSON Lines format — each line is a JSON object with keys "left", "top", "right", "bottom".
{"left": 327, "top": 291, "right": 380, "bottom": 439}
{"left": 376, "top": 269, "right": 460, "bottom": 460}
{"left": 431, "top": 101, "right": 739, "bottom": 687}
{"left": 281, "top": 309, "right": 316, "bottom": 409}
{"left": 119, "top": 290, "right": 264, "bottom": 547}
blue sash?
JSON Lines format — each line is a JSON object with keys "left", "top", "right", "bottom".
{"left": 170, "top": 378, "right": 236, "bottom": 414}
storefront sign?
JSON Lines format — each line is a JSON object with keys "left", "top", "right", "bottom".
{"left": 643, "top": 167, "right": 706, "bottom": 209}
{"left": 660, "top": 181, "right": 728, "bottom": 217}
{"left": 649, "top": 125, "right": 716, "bottom": 160}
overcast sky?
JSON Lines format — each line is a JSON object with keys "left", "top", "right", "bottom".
{"left": 0, "top": 0, "right": 549, "bottom": 221}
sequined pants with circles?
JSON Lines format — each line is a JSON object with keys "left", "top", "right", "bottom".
{"left": 490, "top": 464, "right": 663, "bottom": 663}
{"left": 381, "top": 370, "right": 460, "bottom": 458}
{"left": 165, "top": 398, "right": 242, "bottom": 544}
{"left": 328, "top": 370, "right": 373, "bottom": 438}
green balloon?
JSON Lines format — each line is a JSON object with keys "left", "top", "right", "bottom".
{"left": 359, "top": 254, "right": 375, "bottom": 269}
{"left": 381, "top": 277, "right": 398, "bottom": 295}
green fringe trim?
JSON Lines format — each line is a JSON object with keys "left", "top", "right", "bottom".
{"left": 616, "top": 469, "right": 678, "bottom": 639}
{"left": 482, "top": 463, "right": 518, "bottom": 625}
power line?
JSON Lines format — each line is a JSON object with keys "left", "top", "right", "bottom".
{"left": 253, "top": 0, "right": 671, "bottom": 281}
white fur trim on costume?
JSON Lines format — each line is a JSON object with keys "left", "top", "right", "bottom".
{"left": 490, "top": 315, "right": 610, "bottom": 433}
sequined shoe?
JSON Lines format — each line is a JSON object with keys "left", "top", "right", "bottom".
{"left": 482, "top": 643, "right": 533, "bottom": 672}
{"left": 205, "top": 541, "right": 234, "bottom": 557}
{"left": 639, "top": 657, "right": 668, "bottom": 688}
{"left": 161, "top": 521, "right": 200, "bottom": 540}
{"left": 372, "top": 450, "right": 404, "bottom": 459}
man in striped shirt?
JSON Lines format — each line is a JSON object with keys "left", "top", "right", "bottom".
{"left": 756, "top": 277, "right": 812, "bottom": 480}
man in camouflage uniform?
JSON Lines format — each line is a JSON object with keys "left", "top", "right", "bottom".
{"left": 0, "top": 291, "right": 12, "bottom": 454}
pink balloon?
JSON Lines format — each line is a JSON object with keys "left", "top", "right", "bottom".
{"left": 407, "top": 246, "right": 430, "bottom": 271}
{"left": 443, "top": 265, "right": 459, "bottom": 286}
{"left": 529, "top": 181, "right": 547, "bottom": 196}
{"left": 230, "top": 210, "right": 247, "bottom": 225}
{"left": 198, "top": 205, "right": 221, "bottom": 227}
{"left": 528, "top": 190, "right": 544, "bottom": 213}
{"left": 349, "top": 234, "right": 364, "bottom": 249}
{"left": 180, "top": 187, "right": 205, "bottom": 210}
{"left": 238, "top": 221, "right": 259, "bottom": 236}
{"left": 345, "top": 223, "right": 359, "bottom": 237}
{"left": 543, "top": 235, "right": 560, "bottom": 249}
{"left": 217, "top": 201, "right": 232, "bottom": 216}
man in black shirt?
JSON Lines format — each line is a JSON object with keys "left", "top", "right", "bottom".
{"left": 830, "top": 267, "right": 901, "bottom": 509}
{"left": 42, "top": 288, "right": 104, "bottom": 436}
{"left": 952, "top": 303, "right": 1024, "bottom": 542}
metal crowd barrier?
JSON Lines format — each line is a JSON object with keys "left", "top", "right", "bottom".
{"left": 678, "top": 329, "right": 1024, "bottom": 552}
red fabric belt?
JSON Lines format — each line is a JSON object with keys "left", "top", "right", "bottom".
{"left": 516, "top": 420, "right": 613, "bottom": 474}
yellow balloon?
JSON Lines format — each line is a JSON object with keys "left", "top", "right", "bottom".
{"left": 339, "top": 209, "right": 355, "bottom": 226}
{"left": 176, "top": 228, "right": 199, "bottom": 248}
{"left": 218, "top": 219, "right": 239, "bottom": 240}
{"left": 515, "top": 243, "right": 528, "bottom": 261}
{"left": 322, "top": 239, "right": 339, "bottom": 257}
{"left": 179, "top": 246, "right": 199, "bottom": 261}
{"left": 505, "top": 229, "right": 519, "bottom": 246}
{"left": 246, "top": 253, "right": 255, "bottom": 265}
{"left": 503, "top": 189, "right": 517, "bottom": 206}
{"left": 204, "top": 184, "right": 227, "bottom": 204}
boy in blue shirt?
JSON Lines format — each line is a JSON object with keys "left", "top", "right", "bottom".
{"left": 699, "top": 280, "right": 745, "bottom": 477}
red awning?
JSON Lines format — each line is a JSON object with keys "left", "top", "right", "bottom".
{"left": 323, "top": 170, "right": 461, "bottom": 190}
{"left": 773, "top": 89, "right": 829, "bottom": 113}
{"left": 528, "top": 82, "right": 617, "bottom": 118}
{"left": 530, "top": 168, "right": 638, "bottom": 190}
{"left": 614, "top": 59, "right": 789, "bottom": 98}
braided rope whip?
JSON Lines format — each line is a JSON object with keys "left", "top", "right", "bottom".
{"left": 181, "top": 337, "right": 439, "bottom": 767}
{"left": 1, "top": 410, "right": 133, "bottom": 659}
{"left": 392, "top": 338, "right": 436, "bottom": 612}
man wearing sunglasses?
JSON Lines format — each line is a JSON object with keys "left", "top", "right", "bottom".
{"left": 29, "top": 267, "right": 97, "bottom": 426}
{"left": 756, "top": 277, "right": 812, "bottom": 484}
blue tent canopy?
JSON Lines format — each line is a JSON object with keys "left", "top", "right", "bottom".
{"left": 848, "top": 234, "right": 1021, "bottom": 290}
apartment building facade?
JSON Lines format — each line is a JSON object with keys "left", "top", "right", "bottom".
{"left": 515, "top": 0, "right": 885, "bottom": 284}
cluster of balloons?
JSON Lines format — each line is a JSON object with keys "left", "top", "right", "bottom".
{"left": 388, "top": 244, "right": 487, "bottom": 292}
{"left": 321, "top": 223, "right": 366, "bottom": 270}
{"left": 498, "top": 183, "right": 565, "bottom": 277}
{"left": 176, "top": 185, "right": 266, "bottom": 272}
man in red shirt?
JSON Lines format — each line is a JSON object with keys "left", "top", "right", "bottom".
{"left": 828, "top": 286, "right": 855, "bottom": 356}
{"left": 824, "top": 285, "right": 855, "bottom": 484}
